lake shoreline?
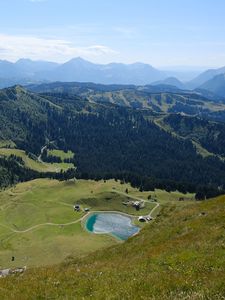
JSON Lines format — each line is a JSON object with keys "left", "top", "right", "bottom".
{"left": 84, "top": 211, "right": 140, "bottom": 241}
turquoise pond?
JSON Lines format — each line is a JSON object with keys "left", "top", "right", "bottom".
{"left": 85, "top": 213, "right": 140, "bottom": 240}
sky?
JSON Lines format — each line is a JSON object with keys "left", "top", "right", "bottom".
{"left": 0, "top": 0, "right": 225, "bottom": 68}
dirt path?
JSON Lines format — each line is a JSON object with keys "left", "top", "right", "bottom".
{"left": 37, "top": 145, "right": 47, "bottom": 162}
{"left": 0, "top": 217, "right": 83, "bottom": 233}
{"left": 0, "top": 190, "right": 160, "bottom": 234}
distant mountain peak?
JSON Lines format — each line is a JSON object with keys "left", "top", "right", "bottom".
{"left": 199, "top": 72, "right": 225, "bottom": 98}
{"left": 131, "top": 62, "right": 153, "bottom": 67}
{"left": 152, "top": 76, "right": 185, "bottom": 89}
{"left": 187, "top": 66, "right": 225, "bottom": 89}
{"left": 67, "top": 57, "right": 91, "bottom": 64}
{"left": 13, "top": 85, "right": 27, "bottom": 94}
{"left": 16, "top": 58, "right": 33, "bottom": 63}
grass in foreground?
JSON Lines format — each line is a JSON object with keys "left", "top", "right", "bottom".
{"left": 1, "top": 194, "right": 224, "bottom": 299}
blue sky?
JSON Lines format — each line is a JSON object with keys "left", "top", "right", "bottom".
{"left": 0, "top": 0, "right": 225, "bottom": 68}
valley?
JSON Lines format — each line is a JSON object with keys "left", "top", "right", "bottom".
{"left": 1, "top": 0, "right": 225, "bottom": 298}
{"left": 1, "top": 84, "right": 225, "bottom": 195}
{"left": 0, "top": 81, "right": 225, "bottom": 298}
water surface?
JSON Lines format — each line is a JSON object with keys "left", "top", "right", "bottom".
{"left": 86, "top": 212, "right": 140, "bottom": 240}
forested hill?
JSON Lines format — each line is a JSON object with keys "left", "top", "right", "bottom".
{"left": 28, "top": 81, "right": 225, "bottom": 122}
{"left": 161, "top": 114, "right": 225, "bottom": 158}
{"left": 1, "top": 85, "right": 225, "bottom": 196}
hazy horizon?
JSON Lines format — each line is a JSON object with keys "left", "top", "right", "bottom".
{"left": 0, "top": 56, "right": 216, "bottom": 74}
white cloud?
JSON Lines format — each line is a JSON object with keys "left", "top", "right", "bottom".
{"left": 0, "top": 33, "right": 118, "bottom": 62}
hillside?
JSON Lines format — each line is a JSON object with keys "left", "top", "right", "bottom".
{"left": 0, "top": 155, "right": 39, "bottom": 188}
{"left": 1, "top": 193, "right": 224, "bottom": 299}
{"left": 200, "top": 73, "right": 225, "bottom": 98}
{"left": 0, "top": 178, "right": 193, "bottom": 269}
{"left": 1, "top": 85, "right": 225, "bottom": 195}
{"left": 0, "top": 148, "right": 73, "bottom": 172}
{"left": 159, "top": 114, "right": 225, "bottom": 158}
{"left": 28, "top": 81, "right": 225, "bottom": 119}
{"left": 0, "top": 85, "right": 48, "bottom": 152}
{"left": 152, "top": 77, "right": 185, "bottom": 89}
{"left": 187, "top": 66, "right": 225, "bottom": 89}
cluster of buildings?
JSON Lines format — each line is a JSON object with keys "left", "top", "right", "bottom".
{"left": 123, "top": 199, "right": 145, "bottom": 211}
{"left": 74, "top": 205, "right": 90, "bottom": 212}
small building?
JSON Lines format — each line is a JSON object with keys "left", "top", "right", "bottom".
{"left": 84, "top": 208, "right": 90, "bottom": 212}
{"left": 132, "top": 201, "right": 145, "bottom": 211}
{"left": 133, "top": 201, "right": 140, "bottom": 207}
{"left": 138, "top": 216, "right": 146, "bottom": 222}
{"left": 74, "top": 205, "right": 80, "bottom": 212}
{"left": 132, "top": 201, "right": 141, "bottom": 211}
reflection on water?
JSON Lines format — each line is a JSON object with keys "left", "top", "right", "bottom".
{"left": 86, "top": 213, "right": 140, "bottom": 240}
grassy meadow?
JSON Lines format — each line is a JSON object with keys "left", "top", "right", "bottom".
{"left": 0, "top": 192, "right": 224, "bottom": 299}
{"left": 47, "top": 149, "right": 74, "bottom": 160}
{"left": 0, "top": 148, "right": 73, "bottom": 172}
{"left": 0, "top": 178, "right": 193, "bottom": 268}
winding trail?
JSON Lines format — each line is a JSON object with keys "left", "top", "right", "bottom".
{"left": 0, "top": 189, "right": 160, "bottom": 234}
{"left": 37, "top": 145, "right": 47, "bottom": 163}
{"left": 146, "top": 202, "right": 160, "bottom": 218}
{"left": 0, "top": 218, "right": 83, "bottom": 234}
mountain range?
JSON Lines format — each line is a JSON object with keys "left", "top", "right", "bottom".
{"left": 0, "top": 57, "right": 225, "bottom": 98}
{"left": 0, "top": 57, "right": 166, "bottom": 86}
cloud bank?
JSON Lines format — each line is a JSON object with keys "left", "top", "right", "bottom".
{"left": 0, "top": 33, "right": 118, "bottom": 62}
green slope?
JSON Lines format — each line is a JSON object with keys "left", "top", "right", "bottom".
{"left": 160, "top": 114, "right": 225, "bottom": 158}
{"left": 29, "top": 81, "right": 225, "bottom": 115}
{"left": 0, "top": 148, "right": 73, "bottom": 172}
{"left": 47, "top": 149, "right": 74, "bottom": 161}
{"left": 0, "top": 178, "right": 192, "bottom": 268}
{"left": 1, "top": 194, "right": 224, "bottom": 299}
